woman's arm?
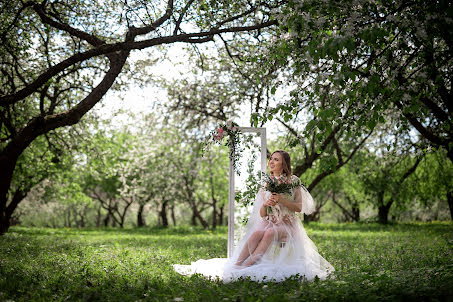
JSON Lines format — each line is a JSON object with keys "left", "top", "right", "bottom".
{"left": 260, "top": 203, "right": 267, "bottom": 217}
{"left": 260, "top": 195, "right": 275, "bottom": 217}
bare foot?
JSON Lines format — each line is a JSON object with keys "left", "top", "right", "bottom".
{"left": 243, "top": 255, "right": 260, "bottom": 267}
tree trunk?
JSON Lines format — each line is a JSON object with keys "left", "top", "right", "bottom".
{"left": 170, "top": 204, "right": 176, "bottom": 226}
{"left": 0, "top": 153, "right": 20, "bottom": 235}
{"left": 195, "top": 211, "right": 209, "bottom": 229}
{"left": 447, "top": 190, "right": 453, "bottom": 221}
{"left": 352, "top": 202, "right": 360, "bottom": 222}
{"left": 117, "top": 197, "right": 133, "bottom": 228}
{"left": 218, "top": 204, "right": 224, "bottom": 226}
{"left": 190, "top": 202, "right": 209, "bottom": 229}
{"left": 137, "top": 204, "right": 146, "bottom": 227}
{"left": 378, "top": 204, "right": 391, "bottom": 224}
{"left": 66, "top": 208, "right": 72, "bottom": 228}
{"left": 377, "top": 156, "right": 421, "bottom": 224}
{"left": 103, "top": 212, "right": 110, "bottom": 227}
{"left": 0, "top": 52, "right": 129, "bottom": 235}
{"left": 332, "top": 192, "right": 352, "bottom": 222}
{"left": 0, "top": 188, "right": 26, "bottom": 235}
{"left": 96, "top": 206, "right": 102, "bottom": 227}
{"left": 0, "top": 213, "right": 8, "bottom": 235}
{"left": 377, "top": 192, "right": 393, "bottom": 224}
{"left": 210, "top": 176, "right": 217, "bottom": 229}
{"left": 79, "top": 211, "right": 85, "bottom": 228}
{"left": 212, "top": 197, "right": 217, "bottom": 229}
{"left": 304, "top": 212, "right": 320, "bottom": 222}
{"left": 159, "top": 200, "right": 169, "bottom": 228}
{"left": 76, "top": 207, "right": 85, "bottom": 228}
{"left": 191, "top": 212, "right": 197, "bottom": 226}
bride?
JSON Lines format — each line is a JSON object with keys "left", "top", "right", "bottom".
{"left": 173, "top": 150, "right": 335, "bottom": 282}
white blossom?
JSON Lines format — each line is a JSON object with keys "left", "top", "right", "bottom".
{"left": 387, "top": 14, "right": 398, "bottom": 22}
{"left": 416, "top": 27, "right": 428, "bottom": 40}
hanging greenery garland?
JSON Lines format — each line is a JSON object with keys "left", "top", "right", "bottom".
{"left": 204, "top": 121, "right": 243, "bottom": 174}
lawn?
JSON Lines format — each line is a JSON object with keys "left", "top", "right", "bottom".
{"left": 0, "top": 222, "right": 452, "bottom": 301}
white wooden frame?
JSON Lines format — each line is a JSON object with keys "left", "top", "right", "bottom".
{"left": 228, "top": 127, "right": 267, "bottom": 258}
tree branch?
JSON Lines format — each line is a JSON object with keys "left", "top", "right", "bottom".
{"left": 173, "top": 0, "right": 195, "bottom": 35}
{"left": 2, "top": 51, "right": 129, "bottom": 159}
{"left": 0, "top": 19, "right": 277, "bottom": 106}
{"left": 332, "top": 135, "right": 343, "bottom": 165}
{"left": 32, "top": 3, "right": 105, "bottom": 47}
{"left": 0, "top": 2, "right": 34, "bottom": 44}
{"left": 128, "top": 0, "right": 174, "bottom": 37}
{"left": 307, "top": 131, "right": 371, "bottom": 191}
{"left": 293, "top": 124, "right": 341, "bottom": 176}
{"left": 394, "top": 99, "right": 445, "bottom": 147}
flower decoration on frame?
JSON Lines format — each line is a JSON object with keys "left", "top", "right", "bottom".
{"left": 205, "top": 120, "right": 243, "bottom": 174}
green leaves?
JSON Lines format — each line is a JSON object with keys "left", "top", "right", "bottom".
{"left": 270, "top": 85, "right": 277, "bottom": 95}
{"left": 268, "top": 0, "right": 452, "bottom": 162}
{"left": 366, "top": 120, "right": 377, "bottom": 131}
{"left": 305, "top": 119, "right": 317, "bottom": 132}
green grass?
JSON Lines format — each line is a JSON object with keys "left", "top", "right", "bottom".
{"left": 0, "top": 222, "right": 452, "bottom": 301}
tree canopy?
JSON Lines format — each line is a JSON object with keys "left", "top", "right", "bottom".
{"left": 0, "top": 0, "right": 281, "bottom": 234}
{"left": 262, "top": 0, "right": 452, "bottom": 161}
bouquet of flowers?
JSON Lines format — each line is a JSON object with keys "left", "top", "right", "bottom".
{"left": 261, "top": 173, "right": 298, "bottom": 216}
{"left": 262, "top": 173, "right": 295, "bottom": 194}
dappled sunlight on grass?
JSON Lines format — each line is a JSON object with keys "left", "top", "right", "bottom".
{"left": 1, "top": 222, "right": 452, "bottom": 301}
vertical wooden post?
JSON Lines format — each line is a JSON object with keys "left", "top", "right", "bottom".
{"left": 227, "top": 152, "right": 235, "bottom": 258}
{"left": 227, "top": 127, "right": 266, "bottom": 258}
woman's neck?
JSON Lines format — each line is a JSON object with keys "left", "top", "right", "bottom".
{"left": 273, "top": 172, "right": 285, "bottom": 177}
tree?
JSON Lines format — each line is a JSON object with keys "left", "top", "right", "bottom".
{"left": 351, "top": 131, "right": 424, "bottom": 224}
{"left": 82, "top": 129, "right": 138, "bottom": 228}
{"left": 268, "top": 0, "right": 452, "bottom": 162}
{"left": 0, "top": 0, "right": 280, "bottom": 234}
{"left": 4, "top": 128, "right": 78, "bottom": 226}
{"left": 309, "top": 167, "right": 364, "bottom": 222}
{"left": 196, "top": 145, "right": 229, "bottom": 228}
{"left": 411, "top": 149, "right": 453, "bottom": 220}
{"left": 42, "top": 168, "right": 94, "bottom": 228}
{"left": 164, "top": 38, "right": 373, "bottom": 222}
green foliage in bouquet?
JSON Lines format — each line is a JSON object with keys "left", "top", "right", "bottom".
{"left": 261, "top": 173, "right": 301, "bottom": 194}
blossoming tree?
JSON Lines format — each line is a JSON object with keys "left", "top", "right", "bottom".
{"left": 0, "top": 0, "right": 281, "bottom": 234}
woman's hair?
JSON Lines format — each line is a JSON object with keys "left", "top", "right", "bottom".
{"left": 270, "top": 150, "right": 292, "bottom": 177}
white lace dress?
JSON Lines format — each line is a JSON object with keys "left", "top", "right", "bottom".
{"left": 173, "top": 175, "right": 335, "bottom": 282}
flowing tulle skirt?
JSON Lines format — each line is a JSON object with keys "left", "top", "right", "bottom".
{"left": 174, "top": 187, "right": 335, "bottom": 282}
{"left": 173, "top": 218, "right": 334, "bottom": 282}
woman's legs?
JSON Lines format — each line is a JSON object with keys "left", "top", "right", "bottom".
{"left": 242, "top": 225, "right": 293, "bottom": 266}
{"left": 243, "top": 228, "right": 275, "bottom": 266}
{"left": 235, "top": 230, "right": 265, "bottom": 265}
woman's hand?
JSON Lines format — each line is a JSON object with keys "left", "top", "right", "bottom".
{"left": 271, "top": 193, "right": 283, "bottom": 204}
{"left": 264, "top": 197, "right": 276, "bottom": 207}
{"left": 264, "top": 193, "right": 280, "bottom": 207}
{"left": 260, "top": 196, "right": 275, "bottom": 218}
